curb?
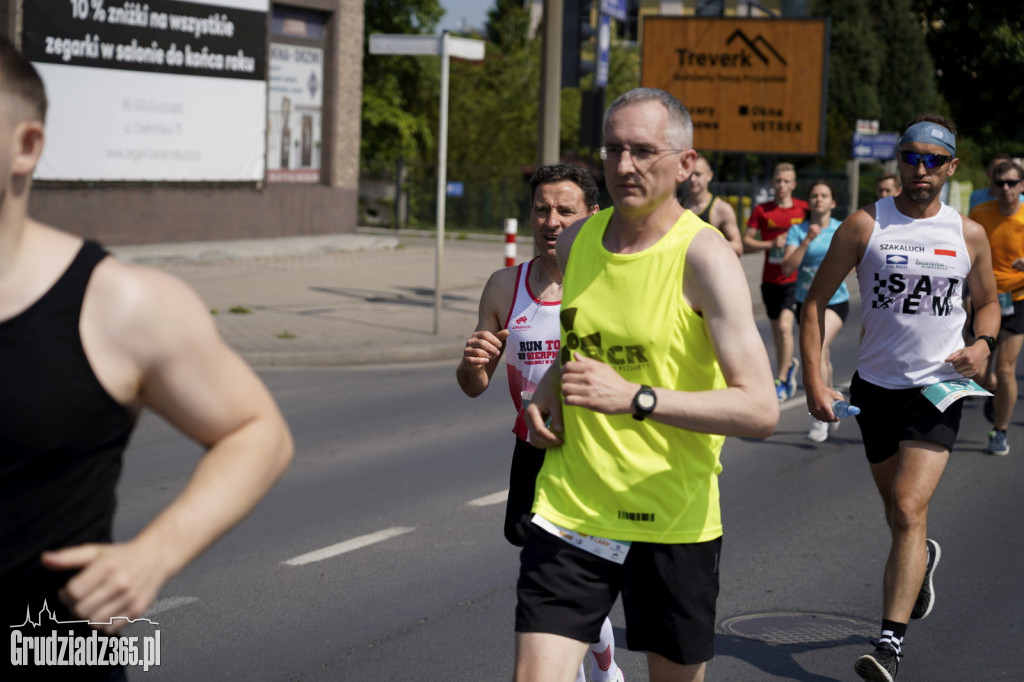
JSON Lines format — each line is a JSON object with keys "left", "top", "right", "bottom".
{"left": 240, "top": 345, "right": 464, "bottom": 369}
{"left": 109, "top": 234, "right": 400, "bottom": 264}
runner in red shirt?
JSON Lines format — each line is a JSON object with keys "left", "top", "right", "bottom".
{"left": 743, "top": 162, "right": 809, "bottom": 402}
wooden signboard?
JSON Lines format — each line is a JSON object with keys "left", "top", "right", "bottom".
{"left": 642, "top": 17, "right": 829, "bottom": 155}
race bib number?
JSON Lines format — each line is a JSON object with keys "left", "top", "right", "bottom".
{"left": 921, "top": 379, "right": 992, "bottom": 412}
{"left": 999, "top": 291, "right": 1015, "bottom": 316}
{"left": 532, "top": 514, "right": 631, "bottom": 564}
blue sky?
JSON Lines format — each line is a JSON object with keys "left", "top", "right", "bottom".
{"left": 439, "top": 0, "right": 491, "bottom": 32}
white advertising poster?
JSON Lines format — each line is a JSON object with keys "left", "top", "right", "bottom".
{"left": 23, "top": 0, "right": 269, "bottom": 182}
{"left": 267, "top": 43, "right": 323, "bottom": 184}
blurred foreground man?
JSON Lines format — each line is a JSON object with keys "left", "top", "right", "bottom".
{"left": 0, "top": 37, "right": 293, "bottom": 681}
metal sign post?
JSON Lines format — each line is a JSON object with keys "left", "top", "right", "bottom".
{"left": 369, "top": 33, "right": 486, "bottom": 334}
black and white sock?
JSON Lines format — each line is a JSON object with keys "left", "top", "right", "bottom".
{"left": 879, "top": 619, "right": 907, "bottom": 657}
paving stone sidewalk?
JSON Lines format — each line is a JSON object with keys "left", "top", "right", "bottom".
{"left": 110, "top": 230, "right": 773, "bottom": 368}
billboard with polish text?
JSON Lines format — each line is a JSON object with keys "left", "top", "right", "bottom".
{"left": 23, "top": 0, "right": 268, "bottom": 182}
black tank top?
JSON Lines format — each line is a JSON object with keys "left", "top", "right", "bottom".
{"left": 696, "top": 194, "right": 716, "bottom": 223}
{"left": 0, "top": 241, "right": 136, "bottom": 634}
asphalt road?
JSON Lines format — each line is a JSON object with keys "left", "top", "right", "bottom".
{"left": 110, "top": 320, "right": 1024, "bottom": 681}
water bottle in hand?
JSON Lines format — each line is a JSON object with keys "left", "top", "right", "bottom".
{"left": 832, "top": 400, "right": 860, "bottom": 418}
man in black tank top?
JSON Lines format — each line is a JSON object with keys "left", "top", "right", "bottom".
{"left": 0, "top": 38, "right": 293, "bottom": 680}
{"left": 680, "top": 154, "right": 743, "bottom": 256}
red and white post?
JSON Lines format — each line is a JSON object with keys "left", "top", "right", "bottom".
{"left": 504, "top": 218, "right": 517, "bottom": 266}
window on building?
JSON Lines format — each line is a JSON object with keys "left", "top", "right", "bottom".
{"left": 268, "top": 6, "right": 327, "bottom": 183}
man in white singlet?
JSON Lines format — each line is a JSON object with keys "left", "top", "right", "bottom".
{"left": 800, "top": 115, "right": 999, "bottom": 682}
{"left": 456, "top": 164, "right": 624, "bottom": 682}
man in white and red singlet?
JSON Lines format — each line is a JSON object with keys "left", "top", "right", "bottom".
{"left": 457, "top": 164, "right": 624, "bottom": 682}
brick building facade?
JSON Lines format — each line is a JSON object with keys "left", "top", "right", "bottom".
{"left": 3, "top": 0, "right": 363, "bottom": 245}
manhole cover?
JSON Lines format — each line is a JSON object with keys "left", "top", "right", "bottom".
{"left": 719, "top": 612, "right": 876, "bottom": 648}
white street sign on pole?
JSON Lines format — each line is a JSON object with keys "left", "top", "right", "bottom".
{"left": 369, "top": 33, "right": 486, "bottom": 334}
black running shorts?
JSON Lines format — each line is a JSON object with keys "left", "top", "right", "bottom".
{"left": 504, "top": 438, "right": 546, "bottom": 547}
{"left": 850, "top": 372, "right": 964, "bottom": 463}
{"left": 795, "top": 299, "right": 850, "bottom": 325}
{"left": 1000, "top": 299, "right": 1024, "bottom": 336}
{"left": 760, "top": 282, "right": 798, "bottom": 320}
{"left": 515, "top": 519, "right": 721, "bottom": 665}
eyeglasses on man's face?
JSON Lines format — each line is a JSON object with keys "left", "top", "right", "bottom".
{"left": 600, "top": 144, "right": 684, "bottom": 164}
{"left": 994, "top": 178, "right": 1022, "bottom": 188}
{"left": 898, "top": 151, "right": 953, "bottom": 169}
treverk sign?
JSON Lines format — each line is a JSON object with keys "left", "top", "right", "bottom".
{"left": 642, "top": 17, "right": 829, "bottom": 155}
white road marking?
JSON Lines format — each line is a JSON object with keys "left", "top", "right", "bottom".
{"left": 283, "top": 526, "right": 415, "bottom": 566}
{"left": 467, "top": 490, "right": 508, "bottom": 506}
{"left": 146, "top": 596, "right": 198, "bottom": 616}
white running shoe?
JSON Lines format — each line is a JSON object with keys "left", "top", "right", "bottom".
{"left": 808, "top": 417, "right": 829, "bottom": 443}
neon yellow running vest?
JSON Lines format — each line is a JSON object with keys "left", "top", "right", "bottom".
{"left": 534, "top": 207, "right": 727, "bottom": 543}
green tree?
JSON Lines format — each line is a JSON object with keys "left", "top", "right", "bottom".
{"left": 561, "top": 35, "right": 641, "bottom": 162}
{"left": 437, "top": 1, "right": 541, "bottom": 229}
{"left": 867, "top": 0, "right": 940, "bottom": 131}
{"left": 361, "top": 1, "right": 642, "bottom": 229}
{"left": 911, "top": 2, "right": 1024, "bottom": 149}
{"left": 810, "top": 0, "right": 883, "bottom": 167}
{"left": 486, "top": 0, "right": 531, "bottom": 49}
{"left": 361, "top": 0, "right": 445, "bottom": 172}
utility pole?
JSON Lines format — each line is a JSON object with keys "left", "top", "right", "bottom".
{"left": 538, "top": 0, "right": 563, "bottom": 167}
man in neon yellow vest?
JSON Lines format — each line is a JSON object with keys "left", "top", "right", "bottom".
{"left": 517, "top": 88, "right": 780, "bottom": 682}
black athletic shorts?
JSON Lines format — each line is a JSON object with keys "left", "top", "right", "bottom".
{"left": 1000, "top": 299, "right": 1024, "bottom": 335}
{"left": 505, "top": 438, "right": 545, "bottom": 547}
{"left": 850, "top": 372, "right": 964, "bottom": 463}
{"left": 760, "top": 282, "right": 798, "bottom": 320}
{"left": 795, "top": 299, "right": 850, "bottom": 325}
{"left": 515, "top": 519, "right": 721, "bottom": 665}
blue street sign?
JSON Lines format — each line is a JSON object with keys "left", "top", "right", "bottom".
{"left": 446, "top": 181, "right": 464, "bottom": 197}
{"left": 601, "top": 0, "right": 627, "bottom": 21}
{"left": 852, "top": 132, "right": 899, "bottom": 160}
{"left": 596, "top": 14, "right": 611, "bottom": 88}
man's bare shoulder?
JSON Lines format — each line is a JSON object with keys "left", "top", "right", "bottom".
{"left": 710, "top": 196, "right": 737, "bottom": 223}
{"left": 960, "top": 212, "right": 987, "bottom": 235}
{"left": 556, "top": 217, "right": 589, "bottom": 271}
{"left": 479, "top": 264, "right": 519, "bottom": 322}
{"left": 686, "top": 227, "right": 743, "bottom": 270}
{"left": 86, "top": 257, "right": 222, "bottom": 363}
{"left": 959, "top": 213, "right": 991, "bottom": 249}
{"left": 683, "top": 228, "right": 747, "bottom": 307}
{"left": 839, "top": 205, "right": 876, "bottom": 239}
{"left": 484, "top": 263, "right": 519, "bottom": 290}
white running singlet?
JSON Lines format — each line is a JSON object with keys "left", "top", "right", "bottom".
{"left": 505, "top": 258, "right": 561, "bottom": 439}
{"left": 857, "top": 197, "right": 970, "bottom": 388}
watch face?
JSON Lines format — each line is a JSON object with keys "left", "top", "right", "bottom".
{"left": 637, "top": 392, "right": 655, "bottom": 411}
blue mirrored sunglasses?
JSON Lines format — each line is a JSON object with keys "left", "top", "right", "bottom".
{"left": 899, "top": 151, "right": 953, "bottom": 169}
